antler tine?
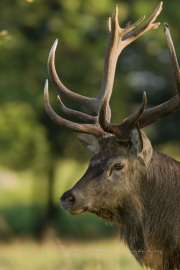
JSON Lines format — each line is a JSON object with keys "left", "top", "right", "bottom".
{"left": 44, "top": 80, "right": 102, "bottom": 136}
{"left": 98, "top": 3, "right": 162, "bottom": 137}
{"left": 123, "top": 2, "right": 163, "bottom": 43}
{"left": 57, "top": 95, "right": 97, "bottom": 124}
{"left": 164, "top": 23, "right": 180, "bottom": 94}
{"left": 48, "top": 39, "right": 99, "bottom": 114}
{"left": 137, "top": 23, "right": 180, "bottom": 128}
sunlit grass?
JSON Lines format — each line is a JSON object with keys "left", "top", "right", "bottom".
{"left": 0, "top": 238, "right": 142, "bottom": 270}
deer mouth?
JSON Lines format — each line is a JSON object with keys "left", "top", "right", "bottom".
{"left": 68, "top": 207, "right": 89, "bottom": 215}
{"left": 60, "top": 193, "right": 115, "bottom": 220}
{"left": 60, "top": 192, "right": 114, "bottom": 220}
{"left": 61, "top": 204, "right": 88, "bottom": 215}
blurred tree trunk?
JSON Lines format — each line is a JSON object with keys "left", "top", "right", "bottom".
{"left": 46, "top": 164, "right": 56, "bottom": 222}
{"left": 34, "top": 163, "right": 59, "bottom": 240}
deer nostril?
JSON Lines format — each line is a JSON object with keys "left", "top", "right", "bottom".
{"left": 65, "top": 196, "right": 75, "bottom": 206}
{"left": 60, "top": 193, "right": 76, "bottom": 209}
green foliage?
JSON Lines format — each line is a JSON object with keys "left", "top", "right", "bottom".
{"left": 0, "top": 102, "right": 50, "bottom": 171}
{"left": 156, "top": 141, "right": 180, "bottom": 161}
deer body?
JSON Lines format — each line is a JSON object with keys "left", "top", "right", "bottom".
{"left": 44, "top": 2, "right": 180, "bottom": 269}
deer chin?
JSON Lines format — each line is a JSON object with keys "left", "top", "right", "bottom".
{"left": 68, "top": 208, "right": 87, "bottom": 215}
{"left": 65, "top": 206, "right": 89, "bottom": 215}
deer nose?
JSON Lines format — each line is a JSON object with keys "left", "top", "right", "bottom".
{"left": 60, "top": 192, "right": 76, "bottom": 210}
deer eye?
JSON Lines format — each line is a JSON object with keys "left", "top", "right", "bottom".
{"left": 114, "top": 163, "right": 124, "bottom": 170}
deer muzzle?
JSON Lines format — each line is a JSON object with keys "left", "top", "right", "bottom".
{"left": 60, "top": 189, "right": 88, "bottom": 215}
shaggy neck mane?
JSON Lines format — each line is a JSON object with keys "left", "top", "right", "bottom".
{"left": 144, "top": 150, "right": 180, "bottom": 245}
{"left": 147, "top": 150, "right": 179, "bottom": 186}
{"left": 119, "top": 150, "right": 180, "bottom": 267}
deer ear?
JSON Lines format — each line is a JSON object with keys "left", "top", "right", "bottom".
{"left": 130, "top": 127, "right": 143, "bottom": 155}
{"left": 75, "top": 133, "right": 100, "bottom": 154}
{"left": 130, "top": 127, "right": 153, "bottom": 164}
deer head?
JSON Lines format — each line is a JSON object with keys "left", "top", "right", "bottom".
{"left": 44, "top": 2, "right": 180, "bottom": 221}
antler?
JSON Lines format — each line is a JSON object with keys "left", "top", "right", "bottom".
{"left": 99, "top": 2, "right": 162, "bottom": 127}
{"left": 44, "top": 3, "right": 170, "bottom": 139}
{"left": 137, "top": 23, "right": 180, "bottom": 128}
{"left": 99, "top": 7, "right": 180, "bottom": 139}
{"left": 44, "top": 80, "right": 102, "bottom": 136}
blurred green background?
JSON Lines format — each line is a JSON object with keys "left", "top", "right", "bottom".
{"left": 0, "top": 0, "right": 179, "bottom": 269}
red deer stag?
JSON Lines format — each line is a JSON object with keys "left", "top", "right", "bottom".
{"left": 44, "top": 2, "right": 180, "bottom": 269}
